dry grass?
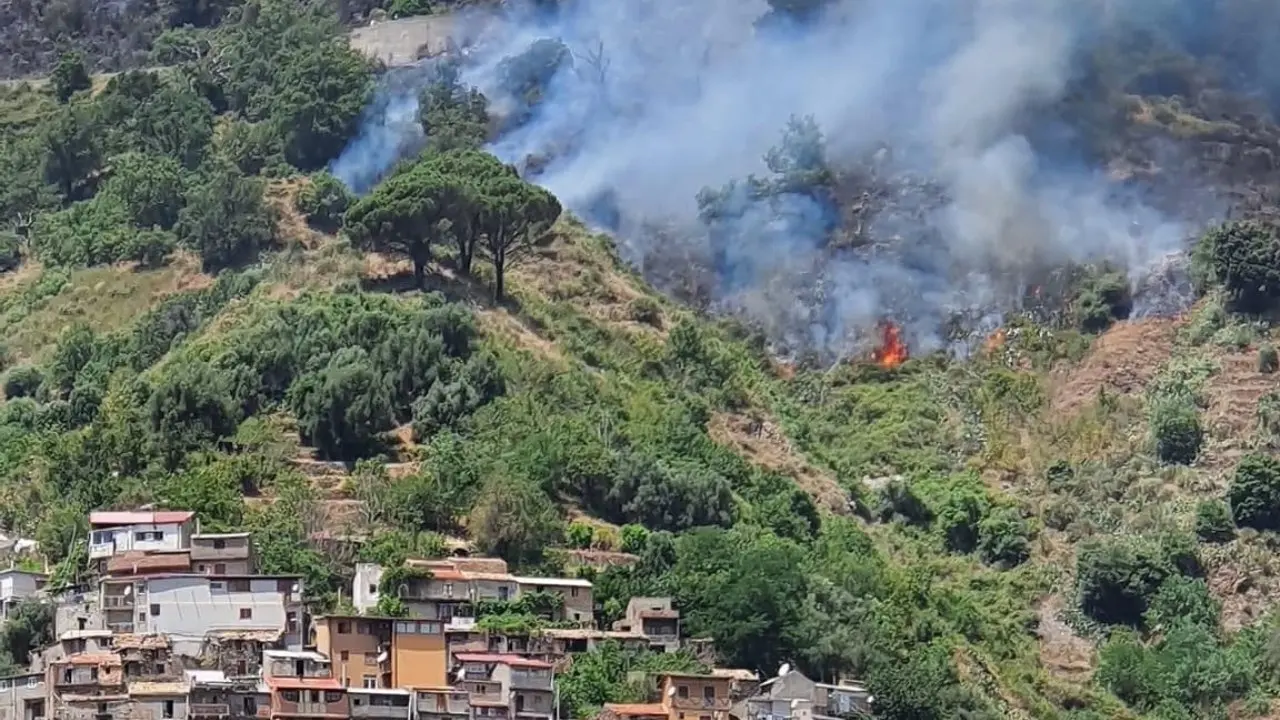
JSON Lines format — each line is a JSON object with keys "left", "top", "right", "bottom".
{"left": 1049, "top": 318, "right": 1180, "bottom": 414}
{"left": 707, "top": 410, "right": 850, "bottom": 515}
{"left": 5, "top": 254, "right": 210, "bottom": 361}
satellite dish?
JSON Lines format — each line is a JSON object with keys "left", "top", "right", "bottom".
{"left": 866, "top": 696, "right": 875, "bottom": 705}
{"left": 789, "top": 700, "right": 800, "bottom": 710}
{"left": 777, "top": 663, "right": 790, "bottom": 677}
{"left": 666, "top": 687, "right": 676, "bottom": 698}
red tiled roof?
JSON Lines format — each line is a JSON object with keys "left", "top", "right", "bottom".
{"left": 107, "top": 551, "right": 191, "bottom": 575}
{"left": 90, "top": 511, "right": 195, "bottom": 526}
{"left": 268, "top": 677, "right": 343, "bottom": 691}
{"left": 454, "top": 654, "right": 553, "bottom": 669}
{"left": 602, "top": 704, "right": 666, "bottom": 717}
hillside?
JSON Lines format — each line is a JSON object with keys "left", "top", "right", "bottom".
{"left": 5, "top": 0, "right": 1280, "bottom": 719}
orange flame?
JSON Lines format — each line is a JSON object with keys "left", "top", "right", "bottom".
{"left": 984, "top": 328, "right": 1007, "bottom": 355}
{"left": 871, "top": 321, "right": 909, "bottom": 369}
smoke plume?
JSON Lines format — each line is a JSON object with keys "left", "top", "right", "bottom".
{"left": 331, "top": 0, "right": 1248, "bottom": 357}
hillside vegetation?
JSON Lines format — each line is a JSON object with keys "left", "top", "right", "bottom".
{"left": 5, "top": 0, "right": 1280, "bottom": 719}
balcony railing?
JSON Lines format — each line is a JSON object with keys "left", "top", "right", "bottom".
{"left": 190, "top": 704, "right": 230, "bottom": 718}
{"left": 191, "top": 546, "right": 251, "bottom": 561}
{"left": 103, "top": 595, "right": 134, "bottom": 609}
{"left": 351, "top": 705, "right": 410, "bottom": 719}
{"left": 669, "top": 698, "right": 731, "bottom": 711}
{"left": 508, "top": 674, "right": 552, "bottom": 691}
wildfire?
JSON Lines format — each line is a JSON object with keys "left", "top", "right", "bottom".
{"left": 871, "top": 321, "right": 909, "bottom": 369}
{"left": 984, "top": 328, "right": 1007, "bottom": 355}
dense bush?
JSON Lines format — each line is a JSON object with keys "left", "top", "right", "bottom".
{"left": 1193, "top": 220, "right": 1280, "bottom": 313}
{"left": 0, "top": 232, "right": 20, "bottom": 272}
{"left": 1260, "top": 344, "right": 1279, "bottom": 373}
{"left": 2, "top": 367, "right": 43, "bottom": 399}
{"left": 295, "top": 171, "right": 353, "bottom": 232}
{"left": 1074, "top": 266, "right": 1133, "bottom": 333}
{"left": 1227, "top": 453, "right": 1280, "bottom": 531}
{"left": 977, "top": 507, "right": 1031, "bottom": 567}
{"left": 1194, "top": 500, "right": 1235, "bottom": 543}
{"left": 1149, "top": 394, "right": 1203, "bottom": 465}
{"left": 1076, "top": 534, "right": 1201, "bottom": 626}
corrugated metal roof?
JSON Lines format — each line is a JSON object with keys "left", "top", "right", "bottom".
{"left": 454, "top": 654, "right": 552, "bottom": 669}
{"left": 90, "top": 511, "right": 195, "bottom": 526}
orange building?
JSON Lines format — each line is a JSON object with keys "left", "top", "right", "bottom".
{"left": 313, "top": 615, "right": 448, "bottom": 690}
{"left": 603, "top": 673, "right": 733, "bottom": 720}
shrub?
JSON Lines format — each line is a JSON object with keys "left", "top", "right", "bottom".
{"left": 1149, "top": 395, "right": 1202, "bottom": 465}
{"left": 1260, "top": 344, "right": 1279, "bottom": 374}
{"left": 977, "top": 507, "right": 1031, "bottom": 567}
{"left": 0, "top": 231, "right": 21, "bottom": 272}
{"left": 629, "top": 297, "right": 663, "bottom": 326}
{"left": 1076, "top": 534, "right": 1201, "bottom": 626}
{"left": 296, "top": 172, "right": 354, "bottom": 232}
{"left": 1144, "top": 575, "right": 1220, "bottom": 631}
{"left": 1227, "top": 453, "right": 1280, "bottom": 531}
{"left": 874, "top": 479, "right": 933, "bottom": 526}
{"left": 936, "top": 485, "right": 988, "bottom": 554}
{"left": 290, "top": 348, "right": 395, "bottom": 461}
{"left": 1194, "top": 500, "right": 1234, "bottom": 543}
{"left": 3, "top": 366, "right": 44, "bottom": 399}
{"left": 51, "top": 52, "right": 91, "bottom": 103}
{"left": 1074, "top": 267, "right": 1133, "bottom": 333}
{"left": 620, "top": 524, "right": 649, "bottom": 554}
{"left": 1193, "top": 220, "right": 1280, "bottom": 313}
{"left": 565, "top": 522, "right": 594, "bottom": 550}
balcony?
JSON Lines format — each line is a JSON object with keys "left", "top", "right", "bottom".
{"left": 191, "top": 545, "right": 251, "bottom": 562}
{"left": 350, "top": 704, "right": 410, "bottom": 719}
{"left": 88, "top": 542, "right": 115, "bottom": 560}
{"left": 415, "top": 695, "right": 469, "bottom": 717}
{"left": 669, "top": 697, "right": 732, "bottom": 712}
{"left": 509, "top": 673, "right": 552, "bottom": 692}
{"left": 102, "top": 595, "right": 134, "bottom": 609}
{"left": 189, "top": 705, "right": 230, "bottom": 718}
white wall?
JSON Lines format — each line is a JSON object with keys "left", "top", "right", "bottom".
{"left": 0, "top": 573, "right": 40, "bottom": 601}
{"left": 143, "top": 577, "right": 300, "bottom": 638}
{"left": 353, "top": 564, "right": 383, "bottom": 612}
{"left": 89, "top": 523, "right": 189, "bottom": 559}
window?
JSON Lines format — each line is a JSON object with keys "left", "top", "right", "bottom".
{"left": 395, "top": 622, "right": 411, "bottom": 634}
{"left": 139, "top": 611, "right": 147, "bottom": 622}
{"left": 150, "top": 604, "right": 161, "bottom": 616}
{"left": 287, "top": 612, "right": 299, "bottom": 633}
{"left": 229, "top": 579, "right": 250, "bottom": 593}
{"left": 340, "top": 651, "right": 349, "bottom": 662}
{"left": 0, "top": 679, "right": 10, "bottom": 690}
{"left": 677, "top": 686, "right": 689, "bottom": 699}
{"left": 444, "top": 583, "right": 454, "bottom": 598}
{"left": 214, "top": 564, "right": 226, "bottom": 574}
{"left": 363, "top": 675, "right": 376, "bottom": 689}
{"left": 92, "top": 531, "right": 112, "bottom": 544}
{"left": 356, "top": 622, "right": 368, "bottom": 635}
{"left": 703, "top": 686, "right": 715, "bottom": 701}
{"left": 239, "top": 608, "right": 252, "bottom": 620}
{"left": 196, "top": 564, "right": 206, "bottom": 572}
{"left": 310, "top": 691, "right": 321, "bottom": 703}
{"left": 337, "top": 621, "right": 351, "bottom": 634}
{"left": 163, "top": 701, "right": 174, "bottom": 719}
{"left": 243, "top": 699, "right": 256, "bottom": 715}
{"left": 282, "top": 691, "right": 299, "bottom": 702}
{"left": 325, "top": 692, "right": 342, "bottom": 703}
{"left": 211, "top": 582, "right": 224, "bottom": 591}
{"left": 570, "top": 587, "right": 579, "bottom": 598}
{"left": 212, "top": 539, "right": 226, "bottom": 550}
{"left": 368, "top": 584, "right": 377, "bottom": 595}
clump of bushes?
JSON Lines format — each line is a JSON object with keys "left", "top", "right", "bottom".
{"left": 1192, "top": 219, "right": 1280, "bottom": 313}
{"left": 1227, "top": 453, "right": 1280, "bottom": 531}
{"left": 1259, "top": 343, "right": 1279, "bottom": 373}
{"left": 1074, "top": 266, "right": 1133, "bottom": 333}
{"left": 295, "top": 171, "right": 354, "bottom": 232}
{"left": 1076, "top": 533, "right": 1201, "bottom": 626}
{"left": 1149, "top": 394, "right": 1203, "bottom": 465}
{"left": 1194, "top": 500, "right": 1234, "bottom": 543}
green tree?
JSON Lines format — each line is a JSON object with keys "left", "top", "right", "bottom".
{"left": 2, "top": 367, "right": 42, "bottom": 399}
{"left": 1076, "top": 534, "right": 1200, "bottom": 627}
{"left": 474, "top": 171, "right": 562, "bottom": 301}
{"left": 977, "top": 507, "right": 1031, "bottom": 567}
{"left": 0, "top": 600, "right": 54, "bottom": 672}
{"left": 269, "top": 41, "right": 373, "bottom": 170}
{"left": 148, "top": 362, "right": 239, "bottom": 467}
{"left": 176, "top": 161, "right": 276, "bottom": 272}
{"left": 289, "top": 347, "right": 394, "bottom": 460}
{"left": 100, "top": 152, "right": 185, "bottom": 230}
{"left": 51, "top": 52, "right": 91, "bottom": 103}
{"left": 418, "top": 60, "right": 490, "bottom": 152}
{"left": 43, "top": 104, "right": 103, "bottom": 202}
{"left": 469, "top": 476, "right": 563, "bottom": 566}
{"left": 1227, "top": 453, "right": 1280, "bottom": 531}
{"left": 344, "top": 164, "right": 454, "bottom": 288}
{"left": 1193, "top": 220, "right": 1280, "bottom": 313}
{"left": 295, "top": 171, "right": 353, "bottom": 232}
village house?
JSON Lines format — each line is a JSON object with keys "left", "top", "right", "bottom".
{"left": 262, "top": 650, "right": 347, "bottom": 720}
{"left": 88, "top": 512, "right": 197, "bottom": 575}
{"left": 47, "top": 652, "right": 127, "bottom": 720}
{"left": 185, "top": 668, "right": 268, "bottom": 720}
{"left": 745, "top": 669, "right": 872, "bottom": 720}
{"left": 411, "top": 687, "right": 470, "bottom": 720}
{"left": 0, "top": 672, "right": 45, "bottom": 720}
{"left": 602, "top": 672, "right": 734, "bottom": 720}
{"left": 190, "top": 534, "right": 255, "bottom": 577}
{"left": 451, "top": 654, "right": 554, "bottom": 720}
{"left": 0, "top": 569, "right": 47, "bottom": 621}
{"left": 347, "top": 688, "right": 410, "bottom": 720}
{"left": 311, "top": 615, "right": 449, "bottom": 691}
{"left": 611, "top": 599, "right": 680, "bottom": 653}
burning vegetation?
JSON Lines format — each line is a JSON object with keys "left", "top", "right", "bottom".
{"left": 870, "top": 320, "right": 909, "bottom": 369}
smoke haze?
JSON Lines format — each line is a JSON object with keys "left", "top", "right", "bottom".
{"left": 331, "top": 0, "right": 1253, "bottom": 357}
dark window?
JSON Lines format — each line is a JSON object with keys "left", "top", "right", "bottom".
{"left": 677, "top": 686, "right": 688, "bottom": 699}
{"left": 150, "top": 604, "right": 160, "bottom": 616}
{"left": 325, "top": 692, "right": 342, "bottom": 703}
{"left": 340, "top": 651, "right": 349, "bottom": 661}
{"left": 243, "top": 698, "right": 256, "bottom": 714}
{"left": 214, "top": 563, "right": 226, "bottom": 574}
{"left": 212, "top": 539, "right": 226, "bottom": 550}
{"left": 337, "top": 621, "right": 351, "bottom": 634}
{"left": 163, "top": 701, "right": 174, "bottom": 719}
{"left": 239, "top": 608, "right": 252, "bottom": 620}
{"left": 703, "top": 686, "right": 715, "bottom": 701}
{"left": 229, "top": 579, "right": 250, "bottom": 592}
{"left": 282, "top": 691, "right": 299, "bottom": 702}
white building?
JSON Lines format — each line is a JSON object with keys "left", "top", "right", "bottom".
{"left": 0, "top": 569, "right": 46, "bottom": 620}
{"left": 100, "top": 574, "right": 305, "bottom": 650}
{"left": 88, "top": 510, "right": 196, "bottom": 564}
